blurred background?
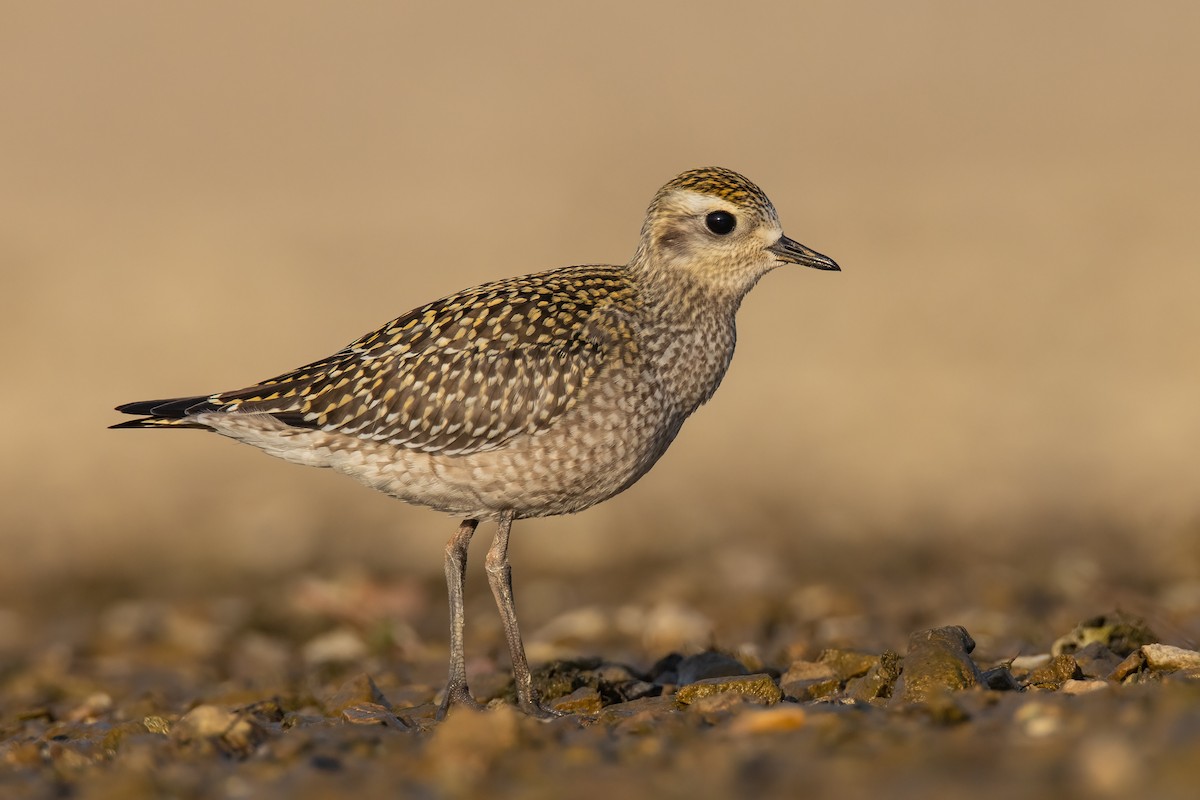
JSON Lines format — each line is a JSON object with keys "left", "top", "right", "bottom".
{"left": 2, "top": 2, "right": 1198, "bottom": 608}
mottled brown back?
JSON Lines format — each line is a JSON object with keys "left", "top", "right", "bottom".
{"left": 207, "top": 265, "right": 640, "bottom": 454}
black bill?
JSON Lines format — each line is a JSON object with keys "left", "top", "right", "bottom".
{"left": 767, "top": 235, "right": 841, "bottom": 271}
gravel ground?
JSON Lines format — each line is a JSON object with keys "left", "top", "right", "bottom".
{"left": 2, "top": 526, "right": 1197, "bottom": 799}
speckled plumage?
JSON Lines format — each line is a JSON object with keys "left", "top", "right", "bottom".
{"left": 114, "top": 166, "right": 839, "bottom": 716}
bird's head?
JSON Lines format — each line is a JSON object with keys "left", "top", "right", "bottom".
{"left": 634, "top": 166, "right": 839, "bottom": 297}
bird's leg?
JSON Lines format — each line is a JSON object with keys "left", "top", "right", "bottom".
{"left": 485, "top": 509, "right": 559, "bottom": 719}
{"left": 437, "top": 518, "right": 485, "bottom": 719}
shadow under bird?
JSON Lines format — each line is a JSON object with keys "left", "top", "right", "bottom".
{"left": 113, "top": 166, "right": 839, "bottom": 718}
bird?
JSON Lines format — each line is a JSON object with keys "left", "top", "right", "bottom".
{"left": 112, "top": 166, "right": 840, "bottom": 718}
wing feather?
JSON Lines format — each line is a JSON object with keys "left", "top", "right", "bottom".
{"left": 194, "top": 265, "right": 636, "bottom": 455}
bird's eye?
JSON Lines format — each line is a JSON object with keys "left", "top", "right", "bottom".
{"left": 705, "top": 211, "right": 737, "bottom": 236}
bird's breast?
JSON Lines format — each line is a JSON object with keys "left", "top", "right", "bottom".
{"left": 634, "top": 309, "right": 738, "bottom": 419}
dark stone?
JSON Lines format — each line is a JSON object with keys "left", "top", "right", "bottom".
{"left": 676, "top": 651, "right": 749, "bottom": 685}
{"left": 1023, "top": 654, "right": 1082, "bottom": 690}
{"left": 892, "top": 626, "right": 983, "bottom": 705}
{"left": 980, "top": 666, "right": 1021, "bottom": 691}
{"left": 647, "top": 652, "right": 683, "bottom": 684}
{"left": 1071, "top": 641, "right": 1124, "bottom": 680}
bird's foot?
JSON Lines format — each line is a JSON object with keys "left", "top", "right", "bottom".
{"left": 435, "top": 681, "right": 487, "bottom": 720}
{"left": 517, "top": 692, "right": 566, "bottom": 721}
{"left": 521, "top": 702, "right": 565, "bottom": 721}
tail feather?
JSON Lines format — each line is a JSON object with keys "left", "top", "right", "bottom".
{"left": 111, "top": 394, "right": 219, "bottom": 430}
{"left": 109, "top": 416, "right": 212, "bottom": 430}
{"left": 117, "top": 395, "right": 225, "bottom": 417}
{"left": 111, "top": 394, "right": 317, "bottom": 431}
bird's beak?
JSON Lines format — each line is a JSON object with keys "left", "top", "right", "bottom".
{"left": 767, "top": 235, "right": 841, "bottom": 271}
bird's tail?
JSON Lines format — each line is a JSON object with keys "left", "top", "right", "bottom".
{"left": 110, "top": 396, "right": 220, "bottom": 430}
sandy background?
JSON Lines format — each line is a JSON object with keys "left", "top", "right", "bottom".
{"left": 2, "top": 2, "right": 1199, "bottom": 599}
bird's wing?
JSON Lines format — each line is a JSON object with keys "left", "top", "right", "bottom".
{"left": 176, "top": 266, "right": 636, "bottom": 455}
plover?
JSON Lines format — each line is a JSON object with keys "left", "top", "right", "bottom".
{"left": 113, "top": 167, "right": 840, "bottom": 717}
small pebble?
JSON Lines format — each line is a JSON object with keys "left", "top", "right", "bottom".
{"left": 674, "top": 674, "right": 781, "bottom": 707}
{"left": 1010, "top": 654, "right": 1052, "bottom": 672}
{"left": 1141, "top": 643, "right": 1200, "bottom": 673}
{"left": 726, "top": 706, "right": 807, "bottom": 735}
{"left": 172, "top": 705, "right": 235, "bottom": 740}
{"left": 171, "top": 705, "right": 268, "bottom": 757}
{"left": 341, "top": 702, "right": 409, "bottom": 729}
{"left": 1109, "top": 650, "right": 1146, "bottom": 683}
{"left": 550, "top": 686, "right": 603, "bottom": 715}
{"left": 1060, "top": 679, "right": 1109, "bottom": 695}
{"left": 1024, "top": 654, "right": 1081, "bottom": 690}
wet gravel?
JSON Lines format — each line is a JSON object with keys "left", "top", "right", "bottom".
{"left": 1, "top": 529, "right": 1198, "bottom": 799}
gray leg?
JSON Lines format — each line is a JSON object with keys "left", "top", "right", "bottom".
{"left": 437, "top": 518, "right": 484, "bottom": 719}
{"left": 485, "top": 509, "right": 558, "bottom": 719}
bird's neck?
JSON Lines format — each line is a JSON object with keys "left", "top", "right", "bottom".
{"left": 632, "top": 263, "right": 745, "bottom": 414}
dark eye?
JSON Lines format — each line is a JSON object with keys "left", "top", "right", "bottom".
{"left": 705, "top": 210, "right": 737, "bottom": 236}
